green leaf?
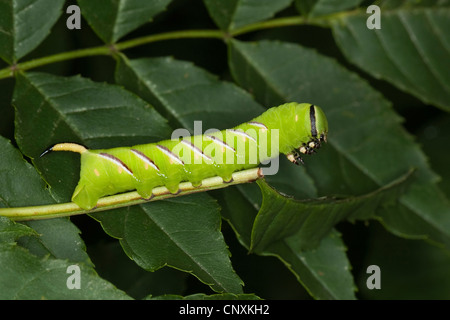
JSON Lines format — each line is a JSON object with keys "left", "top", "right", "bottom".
{"left": 296, "top": 143, "right": 380, "bottom": 197}
{"left": 0, "top": 216, "right": 37, "bottom": 243}
{"left": 0, "top": 135, "right": 53, "bottom": 208}
{"left": 219, "top": 170, "right": 407, "bottom": 298}
{"left": 251, "top": 172, "right": 410, "bottom": 253}
{"left": 219, "top": 184, "right": 359, "bottom": 299}
{"left": 295, "top": 0, "right": 363, "bottom": 17}
{"left": 417, "top": 115, "right": 450, "bottom": 197}
{"left": 91, "top": 194, "right": 244, "bottom": 294}
{"left": 220, "top": 186, "right": 356, "bottom": 299}
{"left": 0, "top": 0, "right": 65, "bottom": 63}
{"left": 21, "top": 219, "right": 92, "bottom": 265}
{"left": 357, "top": 224, "right": 450, "bottom": 299}
{"left": 264, "top": 157, "right": 318, "bottom": 199}
{"left": 88, "top": 241, "right": 188, "bottom": 299}
{"left": 376, "top": 0, "right": 450, "bottom": 10}
{"left": 77, "top": 0, "right": 173, "bottom": 43}
{"left": 219, "top": 185, "right": 260, "bottom": 248}
{"left": 0, "top": 243, "right": 131, "bottom": 299}
{"left": 203, "top": 0, "right": 293, "bottom": 31}
{"left": 151, "top": 292, "right": 261, "bottom": 300}
{"left": 268, "top": 229, "right": 356, "bottom": 300}
{"left": 13, "top": 71, "right": 172, "bottom": 202}
{"left": 115, "top": 55, "right": 264, "bottom": 131}
{"left": 0, "top": 135, "right": 91, "bottom": 263}
{"left": 331, "top": 7, "right": 450, "bottom": 111}
{"left": 228, "top": 39, "right": 450, "bottom": 247}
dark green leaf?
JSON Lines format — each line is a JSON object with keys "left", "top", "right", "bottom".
{"left": 203, "top": 0, "right": 292, "bottom": 31}
{"left": 0, "top": 135, "right": 53, "bottom": 207}
{"left": 0, "top": 243, "right": 131, "bottom": 299}
{"left": 219, "top": 185, "right": 260, "bottom": 248}
{"left": 417, "top": 115, "right": 450, "bottom": 197}
{"left": 115, "top": 55, "right": 264, "bottom": 131}
{"left": 88, "top": 241, "right": 188, "bottom": 299}
{"left": 332, "top": 7, "right": 450, "bottom": 111}
{"left": 91, "top": 194, "right": 244, "bottom": 294}
{"left": 268, "top": 229, "right": 356, "bottom": 299}
{"left": 357, "top": 224, "right": 450, "bottom": 299}
{"left": 219, "top": 183, "right": 359, "bottom": 299}
{"left": 151, "top": 292, "right": 261, "bottom": 300}
{"left": 295, "top": 0, "right": 363, "bottom": 17}
{"left": 21, "top": 219, "right": 91, "bottom": 265}
{"left": 376, "top": 0, "right": 450, "bottom": 10}
{"left": 77, "top": 0, "right": 173, "bottom": 43}
{"left": 251, "top": 172, "right": 410, "bottom": 253}
{"left": 0, "top": 135, "right": 90, "bottom": 263}
{"left": 0, "top": 216, "right": 37, "bottom": 243}
{"left": 0, "top": 0, "right": 65, "bottom": 63}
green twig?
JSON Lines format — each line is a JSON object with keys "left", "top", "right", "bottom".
{"left": 0, "top": 168, "right": 263, "bottom": 221}
{"left": 0, "top": 46, "right": 112, "bottom": 80}
{"left": 0, "top": 15, "right": 336, "bottom": 80}
{"left": 115, "top": 29, "right": 225, "bottom": 51}
{"left": 230, "top": 16, "right": 309, "bottom": 37}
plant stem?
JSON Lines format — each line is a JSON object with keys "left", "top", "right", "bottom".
{"left": 231, "top": 16, "right": 310, "bottom": 37}
{"left": 0, "top": 168, "right": 263, "bottom": 221}
{"left": 0, "top": 15, "right": 333, "bottom": 80}
{"left": 0, "top": 46, "right": 113, "bottom": 80}
{"left": 115, "top": 29, "right": 225, "bottom": 51}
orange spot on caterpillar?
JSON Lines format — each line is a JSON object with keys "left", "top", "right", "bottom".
{"left": 94, "top": 169, "right": 100, "bottom": 177}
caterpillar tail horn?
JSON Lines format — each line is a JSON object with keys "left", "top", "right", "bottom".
{"left": 40, "top": 143, "right": 88, "bottom": 157}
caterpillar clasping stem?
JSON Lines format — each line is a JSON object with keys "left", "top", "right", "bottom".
{"left": 40, "top": 103, "right": 328, "bottom": 210}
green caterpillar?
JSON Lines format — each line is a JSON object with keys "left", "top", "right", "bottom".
{"left": 41, "top": 102, "right": 328, "bottom": 210}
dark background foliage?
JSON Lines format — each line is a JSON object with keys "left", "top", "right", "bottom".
{"left": 0, "top": 0, "right": 449, "bottom": 300}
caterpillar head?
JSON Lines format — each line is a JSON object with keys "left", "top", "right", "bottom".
{"left": 287, "top": 104, "right": 328, "bottom": 165}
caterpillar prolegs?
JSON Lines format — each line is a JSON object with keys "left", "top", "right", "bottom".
{"left": 41, "top": 102, "right": 328, "bottom": 210}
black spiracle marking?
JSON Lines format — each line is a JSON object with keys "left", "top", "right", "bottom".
{"left": 309, "top": 104, "right": 317, "bottom": 138}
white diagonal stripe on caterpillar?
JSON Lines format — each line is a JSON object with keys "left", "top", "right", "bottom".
{"left": 130, "top": 149, "right": 160, "bottom": 171}
{"left": 247, "top": 121, "right": 268, "bottom": 130}
{"left": 205, "top": 135, "right": 236, "bottom": 152}
{"left": 156, "top": 145, "right": 185, "bottom": 165}
{"left": 226, "top": 129, "right": 257, "bottom": 142}
{"left": 98, "top": 153, "right": 135, "bottom": 176}
{"left": 180, "top": 140, "right": 212, "bottom": 161}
